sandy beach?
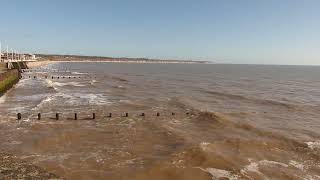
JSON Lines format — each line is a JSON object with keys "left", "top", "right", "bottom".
{"left": 27, "top": 60, "right": 56, "bottom": 69}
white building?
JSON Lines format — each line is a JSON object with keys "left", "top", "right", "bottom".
{"left": 25, "top": 54, "right": 36, "bottom": 60}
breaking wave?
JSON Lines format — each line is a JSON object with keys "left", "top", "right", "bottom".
{"left": 165, "top": 111, "right": 320, "bottom": 179}
{"left": 45, "top": 79, "right": 86, "bottom": 89}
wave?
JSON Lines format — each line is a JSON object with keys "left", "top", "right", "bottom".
{"left": 45, "top": 79, "right": 59, "bottom": 91}
{"left": 198, "top": 167, "right": 239, "bottom": 180}
{"left": 201, "top": 90, "right": 296, "bottom": 109}
{"left": 33, "top": 92, "right": 112, "bottom": 108}
{"left": 90, "top": 80, "right": 97, "bottom": 85}
{"left": 31, "top": 95, "right": 55, "bottom": 111}
{"left": 146, "top": 107, "right": 320, "bottom": 179}
{"left": 180, "top": 111, "right": 320, "bottom": 179}
{"left": 71, "top": 72, "right": 88, "bottom": 75}
{"left": 306, "top": 141, "right": 320, "bottom": 151}
{"left": 110, "top": 76, "right": 128, "bottom": 82}
{"left": 45, "top": 79, "right": 86, "bottom": 90}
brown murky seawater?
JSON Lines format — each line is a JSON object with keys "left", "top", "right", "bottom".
{"left": 0, "top": 62, "right": 320, "bottom": 179}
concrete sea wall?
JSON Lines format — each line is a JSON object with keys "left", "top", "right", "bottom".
{"left": 0, "top": 69, "right": 20, "bottom": 96}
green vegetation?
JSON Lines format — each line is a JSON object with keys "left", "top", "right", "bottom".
{"left": 0, "top": 71, "right": 19, "bottom": 95}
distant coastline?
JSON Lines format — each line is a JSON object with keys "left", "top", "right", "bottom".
{"left": 37, "top": 54, "right": 209, "bottom": 64}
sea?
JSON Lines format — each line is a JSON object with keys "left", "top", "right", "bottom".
{"left": 0, "top": 62, "right": 320, "bottom": 179}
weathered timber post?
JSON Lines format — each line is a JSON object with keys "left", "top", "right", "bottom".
{"left": 17, "top": 113, "right": 21, "bottom": 120}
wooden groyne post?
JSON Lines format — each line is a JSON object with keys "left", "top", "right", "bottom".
{"left": 17, "top": 113, "right": 21, "bottom": 120}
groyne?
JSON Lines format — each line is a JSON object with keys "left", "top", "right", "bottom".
{"left": 0, "top": 69, "right": 20, "bottom": 96}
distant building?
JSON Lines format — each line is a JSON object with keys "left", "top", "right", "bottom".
{"left": 0, "top": 53, "right": 3, "bottom": 62}
{"left": 25, "top": 54, "right": 36, "bottom": 60}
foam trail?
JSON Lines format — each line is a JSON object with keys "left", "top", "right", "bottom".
{"left": 72, "top": 72, "right": 88, "bottom": 75}
{"left": 197, "top": 167, "right": 240, "bottom": 180}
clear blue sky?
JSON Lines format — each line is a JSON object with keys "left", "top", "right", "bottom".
{"left": 0, "top": 0, "right": 319, "bottom": 65}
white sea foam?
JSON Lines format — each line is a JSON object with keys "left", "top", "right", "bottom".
{"left": 72, "top": 72, "right": 88, "bottom": 75}
{"left": 289, "top": 160, "right": 305, "bottom": 171}
{"left": 8, "top": 106, "right": 28, "bottom": 113}
{"left": 31, "top": 95, "right": 55, "bottom": 110}
{"left": 241, "top": 160, "right": 264, "bottom": 178}
{"left": 21, "top": 94, "right": 50, "bottom": 101}
{"left": 198, "top": 167, "right": 240, "bottom": 180}
{"left": 241, "top": 159, "right": 289, "bottom": 179}
{"left": 90, "top": 80, "right": 97, "bottom": 85}
{"left": 54, "top": 82, "right": 86, "bottom": 87}
{"left": 46, "top": 79, "right": 85, "bottom": 88}
{"left": 306, "top": 141, "right": 320, "bottom": 150}
{"left": 45, "top": 79, "right": 59, "bottom": 91}
{"left": 259, "top": 160, "right": 288, "bottom": 168}
{"left": 73, "top": 93, "right": 111, "bottom": 105}
{"left": 42, "top": 92, "right": 111, "bottom": 106}
{"left": 200, "top": 142, "right": 211, "bottom": 151}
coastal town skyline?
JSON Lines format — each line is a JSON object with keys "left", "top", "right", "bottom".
{"left": 1, "top": 0, "right": 320, "bottom": 65}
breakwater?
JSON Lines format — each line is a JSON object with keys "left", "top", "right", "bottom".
{"left": 0, "top": 69, "right": 20, "bottom": 95}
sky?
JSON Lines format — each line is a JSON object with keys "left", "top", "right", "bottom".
{"left": 0, "top": 0, "right": 319, "bottom": 65}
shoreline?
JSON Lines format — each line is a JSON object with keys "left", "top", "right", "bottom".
{"left": 27, "top": 60, "right": 57, "bottom": 69}
{"left": 0, "top": 61, "right": 62, "bottom": 178}
{"left": 38, "top": 54, "right": 209, "bottom": 64}
{"left": 43, "top": 60, "right": 208, "bottom": 64}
